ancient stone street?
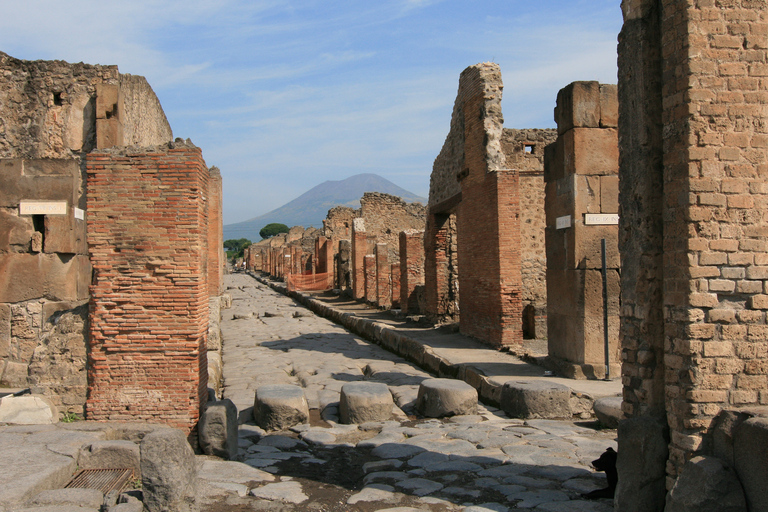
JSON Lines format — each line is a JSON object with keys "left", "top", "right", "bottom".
{"left": 201, "top": 272, "right": 617, "bottom": 511}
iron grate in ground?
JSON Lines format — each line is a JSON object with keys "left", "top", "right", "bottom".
{"left": 65, "top": 468, "right": 134, "bottom": 494}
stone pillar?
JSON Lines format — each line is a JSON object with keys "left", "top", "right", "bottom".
{"left": 390, "top": 263, "right": 401, "bottom": 309}
{"left": 544, "top": 81, "right": 620, "bottom": 379}
{"left": 95, "top": 84, "right": 124, "bottom": 149}
{"left": 400, "top": 230, "right": 425, "bottom": 314}
{"left": 352, "top": 219, "right": 367, "bottom": 300}
{"left": 364, "top": 255, "right": 376, "bottom": 304}
{"left": 86, "top": 142, "right": 208, "bottom": 433}
{"left": 424, "top": 213, "right": 456, "bottom": 322}
{"left": 375, "top": 244, "right": 391, "bottom": 308}
{"left": 337, "top": 239, "right": 351, "bottom": 291}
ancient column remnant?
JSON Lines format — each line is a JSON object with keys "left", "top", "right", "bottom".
{"left": 351, "top": 219, "right": 367, "bottom": 300}
{"left": 364, "top": 254, "right": 377, "bottom": 304}
{"left": 544, "top": 81, "right": 620, "bottom": 379}
{"left": 86, "top": 141, "right": 209, "bottom": 433}
{"left": 426, "top": 62, "right": 523, "bottom": 348}
{"left": 618, "top": 0, "right": 768, "bottom": 507}
{"left": 375, "top": 243, "right": 391, "bottom": 308}
{"left": 400, "top": 230, "right": 425, "bottom": 314}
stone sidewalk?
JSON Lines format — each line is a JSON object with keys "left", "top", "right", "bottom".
{"left": 208, "top": 272, "right": 618, "bottom": 511}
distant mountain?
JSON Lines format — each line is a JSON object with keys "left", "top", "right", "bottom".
{"left": 224, "top": 173, "right": 427, "bottom": 242}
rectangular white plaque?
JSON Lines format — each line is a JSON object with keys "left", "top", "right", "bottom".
{"left": 19, "top": 200, "right": 68, "bottom": 215}
{"left": 585, "top": 213, "right": 619, "bottom": 225}
{"left": 74, "top": 207, "right": 85, "bottom": 220}
{"left": 556, "top": 215, "right": 572, "bottom": 230}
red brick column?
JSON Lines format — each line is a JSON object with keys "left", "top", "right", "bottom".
{"left": 352, "top": 219, "right": 367, "bottom": 299}
{"left": 364, "top": 254, "right": 376, "bottom": 303}
{"left": 375, "top": 244, "right": 391, "bottom": 308}
{"left": 390, "top": 263, "right": 401, "bottom": 309}
{"left": 207, "top": 167, "right": 223, "bottom": 296}
{"left": 86, "top": 143, "right": 209, "bottom": 433}
{"left": 400, "top": 230, "right": 425, "bottom": 313}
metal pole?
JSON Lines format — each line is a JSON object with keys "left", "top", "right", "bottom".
{"left": 601, "top": 239, "right": 610, "bottom": 380}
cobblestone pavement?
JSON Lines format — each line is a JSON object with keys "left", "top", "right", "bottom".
{"left": 201, "top": 273, "right": 616, "bottom": 511}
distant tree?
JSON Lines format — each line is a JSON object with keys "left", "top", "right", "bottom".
{"left": 223, "top": 238, "right": 252, "bottom": 260}
{"left": 259, "top": 223, "right": 289, "bottom": 239}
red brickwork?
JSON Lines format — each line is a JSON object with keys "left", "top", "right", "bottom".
{"left": 85, "top": 143, "right": 209, "bottom": 433}
{"left": 400, "top": 230, "right": 425, "bottom": 314}
{"left": 352, "top": 219, "right": 367, "bottom": 299}
{"left": 390, "top": 263, "right": 401, "bottom": 309}
{"left": 208, "top": 167, "right": 223, "bottom": 296}
{"left": 375, "top": 244, "right": 391, "bottom": 308}
{"left": 619, "top": 0, "right": 768, "bottom": 486}
{"left": 427, "top": 63, "right": 522, "bottom": 347}
{"left": 364, "top": 254, "right": 376, "bottom": 304}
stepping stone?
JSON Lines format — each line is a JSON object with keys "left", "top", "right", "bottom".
{"left": 500, "top": 380, "right": 571, "bottom": 419}
{"left": 199, "top": 399, "right": 238, "bottom": 460}
{"left": 593, "top": 396, "right": 623, "bottom": 428}
{"left": 254, "top": 385, "right": 309, "bottom": 431}
{"left": 339, "top": 382, "right": 393, "bottom": 424}
{"left": 416, "top": 379, "right": 477, "bottom": 418}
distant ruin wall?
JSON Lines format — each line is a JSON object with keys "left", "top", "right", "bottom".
{"left": 0, "top": 52, "right": 171, "bottom": 159}
{"left": 86, "top": 141, "right": 209, "bottom": 432}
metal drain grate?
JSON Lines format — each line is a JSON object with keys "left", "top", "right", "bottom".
{"left": 65, "top": 468, "right": 134, "bottom": 494}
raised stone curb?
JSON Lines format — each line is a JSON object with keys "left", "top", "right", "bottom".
{"left": 339, "top": 382, "right": 393, "bottom": 423}
{"left": 416, "top": 378, "right": 477, "bottom": 418}
{"left": 253, "top": 385, "right": 309, "bottom": 431}
{"left": 199, "top": 399, "right": 238, "bottom": 460}
{"left": 593, "top": 396, "right": 623, "bottom": 428}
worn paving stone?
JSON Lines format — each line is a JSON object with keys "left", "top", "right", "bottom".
{"left": 248, "top": 481, "right": 308, "bottom": 504}
{"left": 395, "top": 477, "right": 444, "bottom": 496}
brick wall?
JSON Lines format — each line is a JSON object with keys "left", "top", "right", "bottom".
{"left": 208, "top": 167, "right": 223, "bottom": 296}
{"left": 426, "top": 63, "right": 522, "bottom": 347}
{"left": 364, "top": 254, "right": 376, "bottom": 304}
{"left": 391, "top": 263, "right": 401, "bottom": 309}
{"left": 619, "top": 0, "right": 768, "bottom": 486}
{"left": 400, "top": 230, "right": 425, "bottom": 313}
{"left": 86, "top": 141, "right": 209, "bottom": 432}
{"left": 502, "top": 129, "right": 557, "bottom": 339}
{"left": 375, "top": 244, "right": 391, "bottom": 308}
{"left": 351, "top": 219, "right": 367, "bottom": 299}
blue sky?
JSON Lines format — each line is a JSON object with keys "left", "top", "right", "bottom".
{"left": 0, "top": 0, "right": 622, "bottom": 225}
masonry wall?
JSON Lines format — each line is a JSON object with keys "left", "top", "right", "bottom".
{"left": 502, "top": 128, "right": 557, "bottom": 339}
{"left": 208, "top": 167, "right": 224, "bottom": 297}
{"left": 544, "top": 82, "right": 621, "bottom": 379}
{"left": 86, "top": 141, "right": 209, "bottom": 433}
{"left": 400, "top": 230, "right": 425, "bottom": 314}
{"left": 426, "top": 63, "right": 523, "bottom": 347}
{"left": 618, "top": 0, "right": 768, "bottom": 494}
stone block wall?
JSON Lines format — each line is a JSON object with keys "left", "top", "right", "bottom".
{"left": 544, "top": 81, "right": 620, "bottom": 379}
{"left": 502, "top": 128, "right": 558, "bottom": 339}
{"left": 375, "top": 244, "right": 391, "bottom": 308}
{"left": 352, "top": 219, "right": 367, "bottom": 300}
{"left": 86, "top": 141, "right": 209, "bottom": 433}
{"left": 618, "top": 0, "right": 768, "bottom": 499}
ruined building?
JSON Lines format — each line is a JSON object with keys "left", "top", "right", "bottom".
{"left": 426, "top": 63, "right": 556, "bottom": 348}
{"left": 0, "top": 52, "right": 225, "bottom": 433}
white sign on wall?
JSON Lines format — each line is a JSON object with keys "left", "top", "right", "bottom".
{"left": 19, "top": 201, "right": 68, "bottom": 215}
{"left": 74, "top": 208, "right": 85, "bottom": 220}
{"left": 556, "top": 215, "right": 572, "bottom": 230}
{"left": 585, "top": 213, "right": 620, "bottom": 225}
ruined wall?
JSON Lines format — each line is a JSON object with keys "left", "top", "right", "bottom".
{"left": 358, "top": 192, "right": 426, "bottom": 262}
{"left": 502, "top": 128, "right": 557, "bottom": 339}
{"left": 400, "top": 230, "right": 425, "bottom": 314}
{"left": 86, "top": 141, "right": 209, "bottom": 432}
{"left": 618, "top": 0, "right": 768, "bottom": 500}
{"left": 426, "top": 63, "right": 523, "bottom": 347}
{"left": 0, "top": 52, "right": 171, "bottom": 159}
{"left": 323, "top": 206, "right": 355, "bottom": 239}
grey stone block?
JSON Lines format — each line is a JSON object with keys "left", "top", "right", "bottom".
{"left": 340, "top": 382, "right": 393, "bottom": 423}
{"left": 199, "top": 399, "right": 238, "bottom": 460}
{"left": 416, "top": 378, "right": 477, "bottom": 418}
{"left": 30, "top": 488, "right": 104, "bottom": 509}
{"left": 593, "top": 396, "right": 623, "bottom": 428}
{"left": 140, "top": 428, "right": 198, "bottom": 512}
{"left": 78, "top": 440, "right": 141, "bottom": 477}
{"left": 734, "top": 416, "right": 768, "bottom": 512}
{"left": 254, "top": 385, "right": 309, "bottom": 431}
{"left": 500, "top": 380, "right": 570, "bottom": 419}
{"left": 615, "top": 415, "right": 668, "bottom": 512}
{"left": 0, "top": 395, "right": 58, "bottom": 424}
{"left": 665, "top": 455, "right": 746, "bottom": 512}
